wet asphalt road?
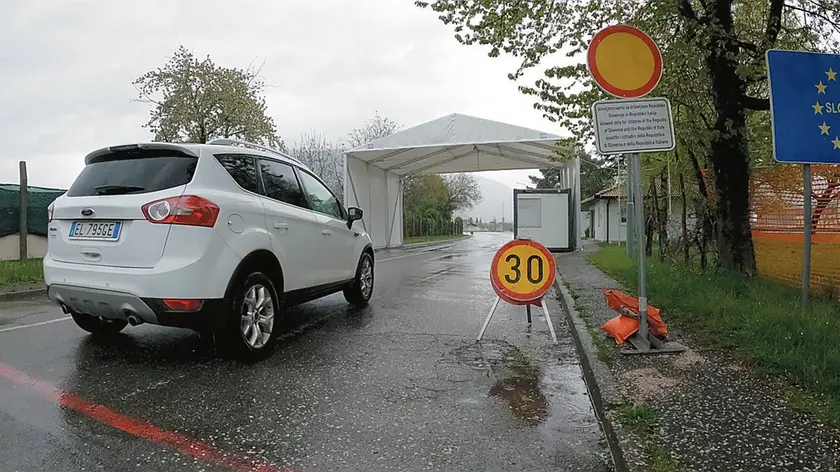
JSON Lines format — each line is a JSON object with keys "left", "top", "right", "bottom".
{"left": 0, "top": 232, "right": 610, "bottom": 472}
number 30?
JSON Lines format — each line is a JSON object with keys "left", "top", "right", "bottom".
{"left": 504, "top": 254, "right": 544, "bottom": 284}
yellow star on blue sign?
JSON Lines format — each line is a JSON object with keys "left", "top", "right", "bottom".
{"left": 811, "top": 73, "right": 840, "bottom": 150}
{"left": 767, "top": 50, "right": 840, "bottom": 164}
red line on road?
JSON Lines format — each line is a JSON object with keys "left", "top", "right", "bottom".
{"left": 0, "top": 361, "right": 295, "bottom": 472}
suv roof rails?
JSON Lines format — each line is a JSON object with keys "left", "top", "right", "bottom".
{"left": 207, "top": 138, "right": 303, "bottom": 165}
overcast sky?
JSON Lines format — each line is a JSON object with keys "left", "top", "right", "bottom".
{"left": 0, "top": 0, "right": 571, "bottom": 190}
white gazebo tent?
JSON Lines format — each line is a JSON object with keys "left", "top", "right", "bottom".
{"left": 343, "top": 113, "right": 582, "bottom": 249}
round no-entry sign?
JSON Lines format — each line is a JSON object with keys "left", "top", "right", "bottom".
{"left": 490, "top": 239, "right": 556, "bottom": 303}
{"left": 587, "top": 24, "right": 663, "bottom": 98}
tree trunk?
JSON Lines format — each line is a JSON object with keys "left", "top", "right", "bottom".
{"left": 644, "top": 189, "right": 655, "bottom": 257}
{"left": 655, "top": 173, "right": 668, "bottom": 262}
{"left": 703, "top": 2, "right": 756, "bottom": 276}
{"left": 679, "top": 172, "right": 690, "bottom": 265}
{"left": 682, "top": 144, "right": 714, "bottom": 272}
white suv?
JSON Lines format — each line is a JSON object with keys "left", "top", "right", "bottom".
{"left": 44, "top": 140, "right": 375, "bottom": 360}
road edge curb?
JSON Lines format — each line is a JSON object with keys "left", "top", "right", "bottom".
{"left": 397, "top": 234, "right": 472, "bottom": 250}
{"left": 554, "top": 271, "right": 629, "bottom": 472}
{"left": 0, "top": 286, "right": 47, "bottom": 302}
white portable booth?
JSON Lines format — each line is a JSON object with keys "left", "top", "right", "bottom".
{"left": 343, "top": 113, "right": 582, "bottom": 250}
{"left": 513, "top": 188, "right": 573, "bottom": 252}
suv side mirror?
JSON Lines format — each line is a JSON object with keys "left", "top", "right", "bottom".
{"left": 347, "top": 207, "right": 363, "bottom": 229}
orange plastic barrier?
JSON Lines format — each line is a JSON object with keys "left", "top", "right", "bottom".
{"left": 600, "top": 289, "right": 668, "bottom": 344}
{"left": 750, "top": 166, "right": 840, "bottom": 299}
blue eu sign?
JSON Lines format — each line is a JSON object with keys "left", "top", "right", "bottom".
{"left": 767, "top": 49, "right": 840, "bottom": 164}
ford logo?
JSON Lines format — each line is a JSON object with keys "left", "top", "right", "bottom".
{"left": 81, "top": 208, "right": 94, "bottom": 216}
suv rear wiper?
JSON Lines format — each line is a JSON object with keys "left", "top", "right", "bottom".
{"left": 93, "top": 184, "right": 146, "bottom": 195}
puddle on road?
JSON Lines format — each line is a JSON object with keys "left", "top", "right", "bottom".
{"left": 487, "top": 350, "right": 549, "bottom": 426}
{"left": 452, "top": 342, "right": 593, "bottom": 429}
{"left": 434, "top": 253, "right": 465, "bottom": 260}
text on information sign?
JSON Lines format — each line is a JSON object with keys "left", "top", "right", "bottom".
{"left": 592, "top": 97, "right": 675, "bottom": 154}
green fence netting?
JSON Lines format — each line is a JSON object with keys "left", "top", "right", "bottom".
{"left": 0, "top": 184, "right": 66, "bottom": 237}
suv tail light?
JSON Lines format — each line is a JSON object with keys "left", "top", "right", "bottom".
{"left": 162, "top": 299, "right": 202, "bottom": 311}
{"left": 141, "top": 195, "right": 220, "bottom": 228}
{"left": 47, "top": 202, "right": 55, "bottom": 223}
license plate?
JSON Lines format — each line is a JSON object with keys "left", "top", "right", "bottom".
{"left": 69, "top": 221, "right": 122, "bottom": 240}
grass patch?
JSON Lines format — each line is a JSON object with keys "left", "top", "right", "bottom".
{"left": 588, "top": 325, "right": 616, "bottom": 366}
{"left": 404, "top": 234, "right": 468, "bottom": 245}
{"left": 0, "top": 258, "right": 43, "bottom": 286}
{"left": 560, "top": 277, "right": 617, "bottom": 366}
{"left": 590, "top": 244, "right": 840, "bottom": 427}
{"left": 614, "top": 403, "right": 657, "bottom": 436}
{"left": 614, "top": 403, "right": 680, "bottom": 471}
{"left": 645, "top": 443, "right": 680, "bottom": 472}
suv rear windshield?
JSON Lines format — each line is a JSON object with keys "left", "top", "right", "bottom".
{"left": 67, "top": 154, "right": 198, "bottom": 197}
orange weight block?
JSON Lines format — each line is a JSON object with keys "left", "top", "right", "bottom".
{"left": 600, "top": 289, "right": 668, "bottom": 345}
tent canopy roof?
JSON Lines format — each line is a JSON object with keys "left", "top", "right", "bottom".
{"left": 345, "top": 113, "right": 574, "bottom": 176}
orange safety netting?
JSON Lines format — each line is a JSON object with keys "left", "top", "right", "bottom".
{"left": 601, "top": 289, "right": 668, "bottom": 345}
{"left": 750, "top": 165, "right": 840, "bottom": 297}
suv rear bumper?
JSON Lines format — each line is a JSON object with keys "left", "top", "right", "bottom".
{"left": 49, "top": 284, "right": 227, "bottom": 332}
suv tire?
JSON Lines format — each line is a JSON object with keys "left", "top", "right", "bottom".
{"left": 218, "top": 271, "right": 281, "bottom": 361}
{"left": 70, "top": 312, "right": 128, "bottom": 335}
{"left": 344, "top": 252, "right": 374, "bottom": 306}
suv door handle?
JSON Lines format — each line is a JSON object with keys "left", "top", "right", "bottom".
{"left": 273, "top": 222, "right": 288, "bottom": 231}
{"left": 321, "top": 230, "right": 332, "bottom": 236}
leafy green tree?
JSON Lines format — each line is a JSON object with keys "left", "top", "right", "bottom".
{"left": 529, "top": 152, "right": 616, "bottom": 198}
{"left": 405, "top": 175, "right": 453, "bottom": 219}
{"left": 442, "top": 173, "right": 482, "bottom": 213}
{"left": 134, "top": 46, "right": 283, "bottom": 148}
{"left": 416, "top": 0, "right": 838, "bottom": 275}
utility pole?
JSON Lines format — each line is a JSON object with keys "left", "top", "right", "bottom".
{"left": 18, "top": 161, "right": 28, "bottom": 261}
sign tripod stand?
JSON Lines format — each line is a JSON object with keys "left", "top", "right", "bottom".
{"left": 476, "top": 238, "right": 558, "bottom": 344}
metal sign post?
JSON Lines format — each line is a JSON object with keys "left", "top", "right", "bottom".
{"left": 765, "top": 50, "right": 840, "bottom": 309}
{"left": 588, "top": 24, "right": 685, "bottom": 355}
{"left": 630, "top": 153, "right": 649, "bottom": 345}
{"left": 802, "top": 164, "right": 812, "bottom": 308}
{"left": 626, "top": 156, "right": 635, "bottom": 258}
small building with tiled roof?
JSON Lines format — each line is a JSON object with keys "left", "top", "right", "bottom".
{"left": 582, "top": 184, "right": 695, "bottom": 243}
{"left": 581, "top": 186, "right": 628, "bottom": 242}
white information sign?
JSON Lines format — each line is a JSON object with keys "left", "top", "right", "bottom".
{"left": 592, "top": 97, "right": 675, "bottom": 154}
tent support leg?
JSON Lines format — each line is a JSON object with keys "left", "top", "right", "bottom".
{"left": 388, "top": 178, "right": 402, "bottom": 249}
{"left": 366, "top": 162, "right": 373, "bottom": 237}
{"left": 385, "top": 177, "right": 391, "bottom": 247}
{"left": 347, "top": 162, "right": 367, "bottom": 233}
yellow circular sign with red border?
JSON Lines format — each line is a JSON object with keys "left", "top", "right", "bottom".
{"left": 490, "top": 239, "right": 556, "bottom": 303}
{"left": 587, "top": 24, "right": 663, "bottom": 98}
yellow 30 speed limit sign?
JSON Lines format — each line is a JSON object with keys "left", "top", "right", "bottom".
{"left": 490, "top": 239, "right": 556, "bottom": 303}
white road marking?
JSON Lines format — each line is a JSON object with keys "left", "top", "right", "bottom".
{"left": 0, "top": 316, "right": 71, "bottom": 334}
{"left": 378, "top": 245, "right": 456, "bottom": 262}
{"left": 378, "top": 254, "right": 413, "bottom": 262}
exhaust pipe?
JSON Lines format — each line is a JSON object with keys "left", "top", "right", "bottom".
{"left": 127, "top": 315, "right": 143, "bottom": 326}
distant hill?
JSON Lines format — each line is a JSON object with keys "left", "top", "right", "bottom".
{"left": 455, "top": 175, "right": 515, "bottom": 223}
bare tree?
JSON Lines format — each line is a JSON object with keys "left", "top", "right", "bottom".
{"left": 290, "top": 113, "right": 402, "bottom": 201}
{"left": 347, "top": 112, "right": 401, "bottom": 148}
{"left": 290, "top": 132, "right": 344, "bottom": 198}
